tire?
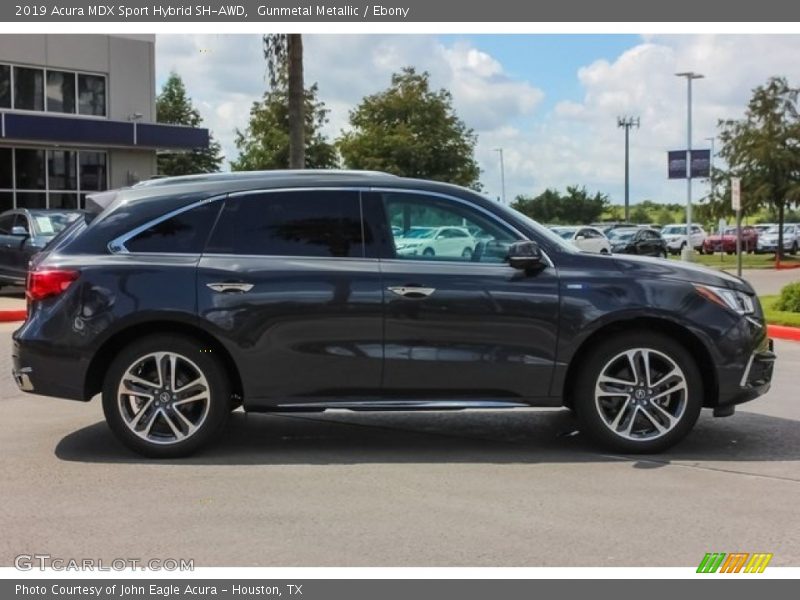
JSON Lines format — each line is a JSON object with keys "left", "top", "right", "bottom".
{"left": 791, "top": 243, "right": 798, "bottom": 256}
{"left": 572, "top": 332, "right": 703, "bottom": 453}
{"left": 600, "top": 248, "right": 609, "bottom": 255}
{"left": 461, "top": 247, "right": 473, "bottom": 259}
{"left": 422, "top": 248, "right": 435, "bottom": 257}
{"left": 102, "top": 334, "right": 232, "bottom": 458}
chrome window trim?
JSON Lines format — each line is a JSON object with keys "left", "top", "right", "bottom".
{"left": 107, "top": 194, "right": 226, "bottom": 254}
{"left": 108, "top": 185, "right": 553, "bottom": 268}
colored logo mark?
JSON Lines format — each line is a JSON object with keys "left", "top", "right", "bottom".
{"left": 697, "top": 552, "right": 773, "bottom": 573}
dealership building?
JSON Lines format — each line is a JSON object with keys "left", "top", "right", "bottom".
{"left": 0, "top": 34, "right": 209, "bottom": 212}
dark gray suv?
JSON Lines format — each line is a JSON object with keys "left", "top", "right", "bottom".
{"left": 12, "top": 170, "right": 774, "bottom": 457}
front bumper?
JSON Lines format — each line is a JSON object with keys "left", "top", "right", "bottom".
{"left": 714, "top": 334, "right": 775, "bottom": 408}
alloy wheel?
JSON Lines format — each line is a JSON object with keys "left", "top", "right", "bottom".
{"left": 594, "top": 348, "right": 688, "bottom": 442}
{"left": 117, "top": 351, "right": 211, "bottom": 445}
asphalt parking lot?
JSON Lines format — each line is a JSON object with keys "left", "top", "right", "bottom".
{"left": 0, "top": 322, "right": 798, "bottom": 568}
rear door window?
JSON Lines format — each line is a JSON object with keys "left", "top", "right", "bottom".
{"left": 205, "top": 190, "right": 366, "bottom": 258}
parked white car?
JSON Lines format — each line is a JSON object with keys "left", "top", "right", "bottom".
{"left": 550, "top": 226, "right": 611, "bottom": 254}
{"left": 395, "top": 226, "right": 477, "bottom": 258}
{"left": 660, "top": 224, "right": 707, "bottom": 255}
{"left": 757, "top": 223, "right": 800, "bottom": 254}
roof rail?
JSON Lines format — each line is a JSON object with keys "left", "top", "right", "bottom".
{"left": 133, "top": 169, "right": 397, "bottom": 188}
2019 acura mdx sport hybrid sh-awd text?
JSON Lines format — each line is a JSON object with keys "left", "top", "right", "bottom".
{"left": 12, "top": 170, "right": 775, "bottom": 457}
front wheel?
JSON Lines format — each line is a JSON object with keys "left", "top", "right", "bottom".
{"left": 572, "top": 332, "right": 703, "bottom": 453}
{"left": 102, "top": 334, "right": 232, "bottom": 458}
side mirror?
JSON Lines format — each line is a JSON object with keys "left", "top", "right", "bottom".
{"left": 507, "top": 241, "right": 543, "bottom": 271}
{"left": 11, "top": 226, "right": 28, "bottom": 237}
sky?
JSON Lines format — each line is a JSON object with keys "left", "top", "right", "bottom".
{"left": 155, "top": 34, "right": 800, "bottom": 206}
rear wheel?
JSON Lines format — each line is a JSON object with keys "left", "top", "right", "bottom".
{"left": 461, "top": 247, "right": 473, "bottom": 259}
{"left": 572, "top": 332, "right": 702, "bottom": 453}
{"left": 102, "top": 334, "right": 231, "bottom": 458}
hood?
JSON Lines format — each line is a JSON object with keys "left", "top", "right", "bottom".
{"left": 611, "top": 254, "right": 752, "bottom": 292}
{"left": 705, "top": 233, "right": 736, "bottom": 242}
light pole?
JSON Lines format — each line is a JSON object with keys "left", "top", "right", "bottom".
{"left": 494, "top": 147, "right": 506, "bottom": 204}
{"left": 617, "top": 116, "right": 639, "bottom": 221}
{"left": 705, "top": 136, "right": 715, "bottom": 202}
{"left": 675, "top": 71, "right": 704, "bottom": 261}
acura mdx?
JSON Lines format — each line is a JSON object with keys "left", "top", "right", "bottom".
{"left": 12, "top": 170, "right": 775, "bottom": 457}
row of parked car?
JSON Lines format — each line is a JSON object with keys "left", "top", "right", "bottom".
{"left": 547, "top": 221, "right": 800, "bottom": 257}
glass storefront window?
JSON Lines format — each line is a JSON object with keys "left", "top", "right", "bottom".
{"left": 0, "top": 148, "right": 12, "bottom": 189}
{"left": 78, "top": 74, "right": 106, "bottom": 116}
{"left": 16, "top": 192, "right": 47, "bottom": 209}
{"left": 46, "top": 70, "right": 76, "bottom": 113}
{"left": 15, "top": 149, "right": 46, "bottom": 190}
{"left": 48, "top": 150, "right": 78, "bottom": 191}
{"left": 48, "top": 193, "right": 79, "bottom": 210}
{"left": 0, "top": 192, "right": 12, "bottom": 212}
{"left": 13, "top": 66, "right": 44, "bottom": 111}
{"left": 79, "top": 152, "right": 107, "bottom": 191}
{"left": 0, "top": 148, "right": 107, "bottom": 210}
{"left": 0, "top": 65, "right": 10, "bottom": 109}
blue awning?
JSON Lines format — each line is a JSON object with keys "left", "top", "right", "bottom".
{"left": 1, "top": 112, "right": 209, "bottom": 150}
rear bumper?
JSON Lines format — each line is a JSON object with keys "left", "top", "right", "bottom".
{"left": 12, "top": 336, "right": 89, "bottom": 401}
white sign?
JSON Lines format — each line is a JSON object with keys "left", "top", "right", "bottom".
{"left": 731, "top": 177, "right": 741, "bottom": 211}
{"left": 718, "top": 218, "right": 727, "bottom": 233}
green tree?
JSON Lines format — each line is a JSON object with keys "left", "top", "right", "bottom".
{"left": 263, "top": 34, "right": 305, "bottom": 168}
{"left": 629, "top": 205, "right": 651, "bottom": 224}
{"left": 338, "top": 67, "right": 481, "bottom": 188}
{"left": 717, "top": 77, "right": 800, "bottom": 257}
{"left": 655, "top": 206, "right": 674, "bottom": 226}
{"left": 230, "top": 82, "right": 337, "bottom": 171}
{"left": 155, "top": 72, "right": 222, "bottom": 176}
{"left": 511, "top": 186, "right": 608, "bottom": 224}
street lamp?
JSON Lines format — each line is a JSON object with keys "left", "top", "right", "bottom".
{"left": 675, "top": 71, "right": 704, "bottom": 261}
{"left": 494, "top": 147, "right": 506, "bottom": 204}
{"left": 705, "top": 136, "right": 715, "bottom": 202}
{"left": 617, "top": 116, "right": 639, "bottom": 221}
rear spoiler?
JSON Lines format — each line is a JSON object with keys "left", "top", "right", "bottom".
{"left": 84, "top": 190, "right": 120, "bottom": 214}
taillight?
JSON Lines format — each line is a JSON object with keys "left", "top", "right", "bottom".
{"left": 26, "top": 269, "right": 79, "bottom": 302}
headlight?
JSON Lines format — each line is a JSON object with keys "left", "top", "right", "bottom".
{"left": 694, "top": 284, "right": 755, "bottom": 315}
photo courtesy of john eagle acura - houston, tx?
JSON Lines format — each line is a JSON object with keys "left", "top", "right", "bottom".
{"left": 12, "top": 170, "right": 775, "bottom": 458}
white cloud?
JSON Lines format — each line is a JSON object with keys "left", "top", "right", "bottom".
{"left": 155, "top": 34, "right": 544, "bottom": 170}
{"left": 155, "top": 34, "right": 800, "bottom": 207}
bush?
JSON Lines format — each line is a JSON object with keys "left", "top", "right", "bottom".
{"left": 774, "top": 281, "right": 800, "bottom": 312}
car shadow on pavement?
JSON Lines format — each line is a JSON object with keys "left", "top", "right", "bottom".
{"left": 55, "top": 408, "right": 800, "bottom": 466}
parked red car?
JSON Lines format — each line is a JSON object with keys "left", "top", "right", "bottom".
{"left": 702, "top": 226, "right": 758, "bottom": 254}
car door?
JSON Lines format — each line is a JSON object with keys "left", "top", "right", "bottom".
{"left": 370, "top": 190, "right": 560, "bottom": 400}
{"left": 196, "top": 189, "right": 384, "bottom": 406}
{"left": 0, "top": 213, "right": 19, "bottom": 280}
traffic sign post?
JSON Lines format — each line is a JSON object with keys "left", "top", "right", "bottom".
{"left": 731, "top": 178, "right": 742, "bottom": 277}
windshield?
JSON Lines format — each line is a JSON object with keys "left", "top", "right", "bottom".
{"left": 661, "top": 226, "right": 686, "bottom": 235}
{"left": 494, "top": 204, "right": 577, "bottom": 252}
{"left": 402, "top": 228, "right": 436, "bottom": 239}
{"left": 608, "top": 230, "right": 635, "bottom": 241}
{"left": 723, "top": 227, "right": 738, "bottom": 235}
{"left": 551, "top": 228, "right": 577, "bottom": 240}
{"left": 32, "top": 212, "right": 82, "bottom": 236}
{"left": 766, "top": 225, "right": 792, "bottom": 234}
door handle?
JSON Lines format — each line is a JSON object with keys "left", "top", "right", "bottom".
{"left": 206, "top": 282, "right": 254, "bottom": 293}
{"left": 387, "top": 286, "right": 436, "bottom": 298}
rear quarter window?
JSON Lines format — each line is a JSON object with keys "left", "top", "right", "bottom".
{"left": 124, "top": 201, "right": 221, "bottom": 254}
